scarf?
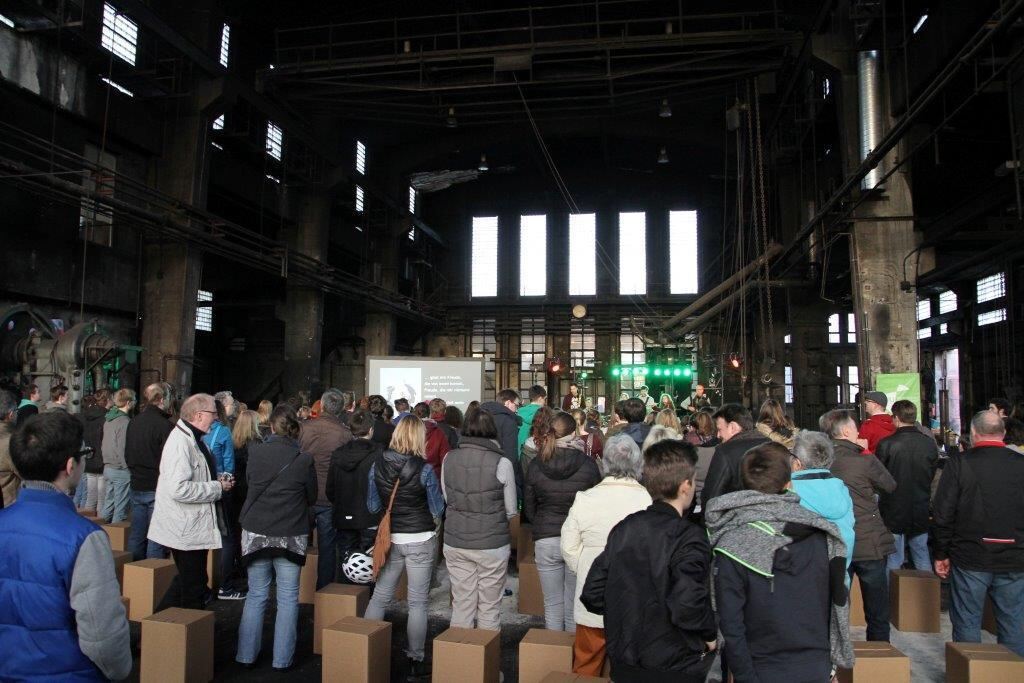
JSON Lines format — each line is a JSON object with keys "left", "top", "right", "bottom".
{"left": 705, "top": 490, "right": 854, "bottom": 671}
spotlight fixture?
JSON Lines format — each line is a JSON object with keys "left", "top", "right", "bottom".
{"left": 445, "top": 107, "right": 457, "bottom": 128}
{"left": 659, "top": 98, "right": 672, "bottom": 118}
{"left": 729, "top": 353, "right": 743, "bottom": 369}
{"left": 478, "top": 154, "right": 489, "bottom": 171}
{"left": 657, "top": 147, "right": 669, "bottom": 164}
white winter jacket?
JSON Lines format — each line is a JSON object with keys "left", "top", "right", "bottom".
{"left": 147, "top": 420, "right": 223, "bottom": 551}
{"left": 560, "top": 476, "right": 651, "bottom": 628}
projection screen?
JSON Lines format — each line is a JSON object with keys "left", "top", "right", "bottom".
{"left": 366, "top": 356, "right": 485, "bottom": 410}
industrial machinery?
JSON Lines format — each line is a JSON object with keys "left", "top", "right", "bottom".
{"left": 0, "top": 304, "right": 141, "bottom": 414}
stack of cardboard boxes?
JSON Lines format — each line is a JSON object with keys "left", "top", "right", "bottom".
{"left": 122, "top": 558, "right": 177, "bottom": 621}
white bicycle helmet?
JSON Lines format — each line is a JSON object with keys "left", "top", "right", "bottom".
{"left": 342, "top": 550, "right": 374, "bottom": 584}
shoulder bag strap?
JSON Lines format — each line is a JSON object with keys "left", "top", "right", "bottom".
{"left": 240, "top": 450, "right": 301, "bottom": 521}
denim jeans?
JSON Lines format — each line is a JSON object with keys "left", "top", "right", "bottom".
{"left": 99, "top": 467, "right": 131, "bottom": 523}
{"left": 887, "top": 533, "right": 931, "bottom": 572}
{"left": 313, "top": 505, "right": 337, "bottom": 589}
{"left": 444, "top": 544, "right": 510, "bottom": 632}
{"left": 129, "top": 490, "right": 167, "bottom": 561}
{"left": 236, "top": 556, "right": 301, "bottom": 669}
{"left": 949, "top": 566, "right": 1024, "bottom": 656}
{"left": 535, "top": 537, "right": 576, "bottom": 632}
{"left": 848, "top": 559, "right": 890, "bottom": 641}
{"left": 72, "top": 478, "right": 88, "bottom": 508}
{"left": 336, "top": 528, "right": 377, "bottom": 584}
{"left": 366, "top": 536, "right": 437, "bottom": 661}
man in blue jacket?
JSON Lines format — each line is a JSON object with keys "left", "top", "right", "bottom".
{"left": 0, "top": 411, "right": 132, "bottom": 681}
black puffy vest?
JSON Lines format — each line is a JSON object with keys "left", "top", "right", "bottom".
{"left": 374, "top": 450, "right": 435, "bottom": 534}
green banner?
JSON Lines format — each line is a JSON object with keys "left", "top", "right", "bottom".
{"left": 874, "top": 373, "right": 922, "bottom": 419}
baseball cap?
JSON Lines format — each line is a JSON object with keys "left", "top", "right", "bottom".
{"left": 863, "top": 391, "right": 888, "bottom": 409}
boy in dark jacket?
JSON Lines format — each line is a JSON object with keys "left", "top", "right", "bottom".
{"left": 325, "top": 410, "right": 383, "bottom": 582}
{"left": 706, "top": 443, "right": 853, "bottom": 683}
{"left": 580, "top": 440, "right": 718, "bottom": 683}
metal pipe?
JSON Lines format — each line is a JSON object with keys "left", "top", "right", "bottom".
{"left": 660, "top": 242, "right": 782, "bottom": 330}
{"left": 674, "top": 278, "right": 762, "bottom": 337}
{"left": 858, "top": 50, "right": 886, "bottom": 190}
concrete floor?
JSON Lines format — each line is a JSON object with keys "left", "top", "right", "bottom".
{"left": 122, "top": 564, "right": 996, "bottom": 682}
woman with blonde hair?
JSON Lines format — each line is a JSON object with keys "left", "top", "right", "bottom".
{"left": 641, "top": 424, "right": 682, "bottom": 453}
{"left": 364, "top": 416, "right": 445, "bottom": 678}
{"left": 654, "top": 407, "right": 682, "bottom": 433}
{"left": 99, "top": 388, "right": 136, "bottom": 522}
{"left": 231, "top": 409, "right": 262, "bottom": 531}
{"left": 256, "top": 400, "right": 273, "bottom": 438}
{"left": 756, "top": 398, "right": 799, "bottom": 450}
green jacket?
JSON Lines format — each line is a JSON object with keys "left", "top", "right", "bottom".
{"left": 516, "top": 403, "right": 542, "bottom": 455}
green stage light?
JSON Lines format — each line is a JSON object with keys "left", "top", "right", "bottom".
{"left": 611, "top": 367, "right": 620, "bottom": 377}
{"left": 580, "top": 372, "right": 589, "bottom": 379}
{"left": 683, "top": 367, "right": 692, "bottom": 378}
{"left": 654, "top": 368, "right": 663, "bottom": 376}
{"left": 673, "top": 368, "right": 682, "bottom": 377}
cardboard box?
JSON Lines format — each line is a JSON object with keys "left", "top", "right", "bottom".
{"left": 111, "top": 550, "right": 132, "bottom": 588}
{"left": 314, "top": 584, "right": 370, "bottom": 654}
{"left": 140, "top": 608, "right": 214, "bottom": 683}
{"left": 121, "top": 597, "right": 130, "bottom": 616}
{"left": 205, "top": 548, "right": 221, "bottom": 591}
{"left": 510, "top": 515, "right": 520, "bottom": 551}
{"left": 518, "top": 523, "right": 535, "bottom": 566}
{"left": 982, "top": 597, "right": 997, "bottom": 635}
{"left": 889, "top": 569, "right": 940, "bottom": 632}
{"left": 946, "top": 642, "right": 1024, "bottom": 683}
{"left": 519, "top": 629, "right": 575, "bottom": 683}
{"left": 322, "top": 616, "right": 391, "bottom": 683}
{"left": 518, "top": 557, "right": 544, "bottom": 616}
{"left": 123, "top": 559, "right": 177, "bottom": 621}
{"left": 849, "top": 575, "right": 866, "bottom": 627}
{"left": 433, "top": 627, "right": 501, "bottom": 683}
{"left": 836, "top": 641, "right": 911, "bottom": 683}
{"left": 539, "top": 674, "right": 610, "bottom": 683}
{"left": 300, "top": 549, "right": 319, "bottom": 604}
{"left": 101, "top": 522, "right": 131, "bottom": 552}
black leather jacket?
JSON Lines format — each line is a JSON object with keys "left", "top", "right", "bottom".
{"left": 876, "top": 426, "right": 938, "bottom": 535}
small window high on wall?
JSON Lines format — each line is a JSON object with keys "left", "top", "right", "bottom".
{"left": 917, "top": 299, "right": 932, "bottom": 340}
{"left": 471, "top": 216, "right": 498, "bottom": 297}
{"left": 977, "top": 273, "right": 1005, "bottom": 302}
{"left": 266, "top": 122, "right": 283, "bottom": 160}
{"left": 519, "top": 215, "right": 546, "bottom": 296}
{"left": 355, "top": 140, "right": 366, "bottom": 175}
{"left": 196, "top": 290, "right": 213, "bottom": 332}
{"left": 569, "top": 213, "right": 596, "bottom": 296}
{"left": 669, "top": 210, "right": 698, "bottom": 294}
{"left": 619, "top": 212, "right": 647, "bottom": 295}
{"left": 408, "top": 186, "right": 417, "bottom": 214}
{"left": 219, "top": 23, "right": 230, "bottom": 68}
{"left": 101, "top": 3, "right": 138, "bottom": 66}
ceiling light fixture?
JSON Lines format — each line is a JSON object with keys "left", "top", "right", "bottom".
{"left": 445, "top": 107, "right": 457, "bottom": 128}
{"left": 478, "top": 154, "right": 489, "bottom": 171}
{"left": 659, "top": 98, "right": 672, "bottom": 118}
{"left": 657, "top": 147, "right": 669, "bottom": 164}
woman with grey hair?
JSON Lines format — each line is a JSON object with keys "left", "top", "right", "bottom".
{"left": 790, "top": 431, "right": 855, "bottom": 573}
{"left": 560, "top": 435, "right": 653, "bottom": 675}
{"left": 641, "top": 424, "right": 681, "bottom": 454}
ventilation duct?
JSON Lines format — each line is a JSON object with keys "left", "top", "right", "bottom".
{"left": 858, "top": 50, "right": 886, "bottom": 190}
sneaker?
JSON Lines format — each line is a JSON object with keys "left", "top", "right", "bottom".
{"left": 218, "top": 588, "right": 247, "bottom": 601}
{"left": 407, "top": 658, "right": 431, "bottom": 680}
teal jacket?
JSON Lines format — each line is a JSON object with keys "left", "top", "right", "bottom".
{"left": 791, "top": 468, "right": 856, "bottom": 577}
{"left": 516, "top": 403, "right": 542, "bottom": 455}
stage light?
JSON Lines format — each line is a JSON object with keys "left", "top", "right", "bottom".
{"left": 654, "top": 368, "right": 663, "bottom": 376}
{"left": 673, "top": 368, "right": 682, "bottom": 377}
{"left": 611, "top": 367, "right": 620, "bottom": 377}
{"left": 683, "top": 367, "right": 693, "bottom": 378}
{"left": 580, "top": 372, "right": 589, "bottom": 379}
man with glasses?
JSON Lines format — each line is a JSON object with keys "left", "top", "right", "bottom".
{"left": 0, "top": 411, "right": 132, "bottom": 680}
{"left": 480, "top": 389, "right": 525, "bottom": 500}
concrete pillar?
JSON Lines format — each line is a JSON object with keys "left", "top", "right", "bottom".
{"left": 140, "top": 95, "right": 209, "bottom": 394}
{"left": 363, "top": 314, "right": 395, "bottom": 357}
{"left": 282, "top": 191, "right": 330, "bottom": 397}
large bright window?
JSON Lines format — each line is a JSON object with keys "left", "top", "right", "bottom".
{"left": 836, "top": 365, "right": 859, "bottom": 404}
{"left": 219, "top": 23, "right": 231, "bottom": 67}
{"left": 619, "top": 318, "right": 646, "bottom": 391}
{"left": 569, "top": 213, "right": 596, "bottom": 296}
{"left": 196, "top": 290, "right": 213, "bottom": 332}
{"left": 618, "top": 212, "right": 647, "bottom": 295}
{"left": 977, "top": 273, "right": 1005, "bottom": 303}
{"left": 101, "top": 3, "right": 138, "bottom": 66}
{"left": 355, "top": 140, "right": 366, "bottom": 175}
{"left": 266, "top": 122, "right": 283, "bottom": 160}
{"left": 978, "top": 309, "right": 1007, "bottom": 326}
{"left": 471, "top": 318, "right": 497, "bottom": 400}
{"left": 471, "top": 216, "right": 498, "bottom": 297}
{"left": 669, "top": 210, "right": 699, "bottom": 294}
{"left": 519, "top": 215, "right": 547, "bottom": 296}
{"left": 938, "top": 289, "right": 957, "bottom": 314}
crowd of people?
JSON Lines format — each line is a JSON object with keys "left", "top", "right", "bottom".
{"left": 0, "top": 379, "right": 1022, "bottom": 682}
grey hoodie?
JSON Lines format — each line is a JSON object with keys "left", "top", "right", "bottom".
{"left": 705, "top": 490, "right": 855, "bottom": 673}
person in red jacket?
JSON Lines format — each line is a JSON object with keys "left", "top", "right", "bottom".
{"left": 414, "top": 403, "right": 450, "bottom": 477}
{"left": 858, "top": 391, "right": 895, "bottom": 454}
